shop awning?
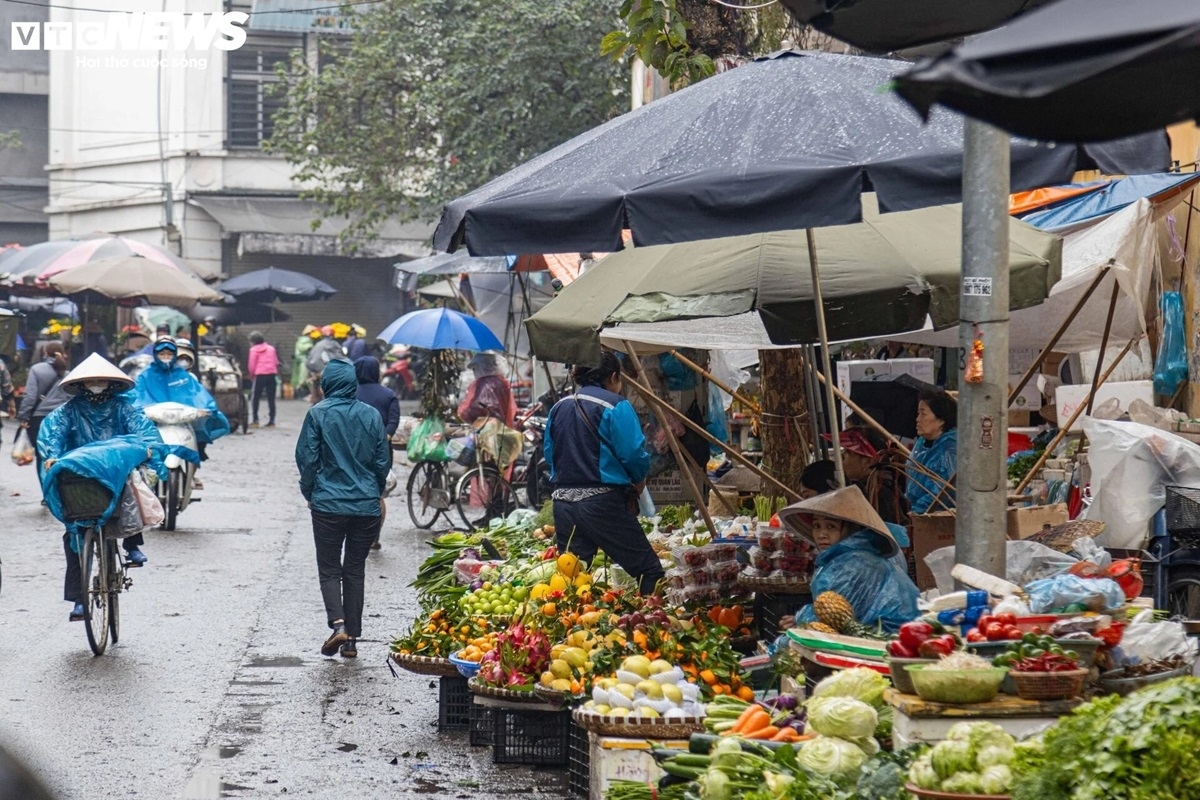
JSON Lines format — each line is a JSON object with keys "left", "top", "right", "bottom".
{"left": 394, "top": 250, "right": 595, "bottom": 285}
{"left": 1019, "top": 172, "right": 1200, "bottom": 232}
{"left": 189, "top": 196, "right": 433, "bottom": 259}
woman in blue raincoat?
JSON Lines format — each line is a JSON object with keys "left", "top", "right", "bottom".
{"left": 132, "top": 337, "right": 230, "bottom": 461}
{"left": 38, "top": 353, "right": 164, "bottom": 622}
{"left": 780, "top": 485, "right": 919, "bottom": 633}
{"left": 906, "top": 390, "right": 958, "bottom": 515}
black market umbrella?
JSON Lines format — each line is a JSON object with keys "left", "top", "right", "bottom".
{"left": 434, "top": 51, "right": 1169, "bottom": 257}
{"left": 893, "top": 0, "right": 1200, "bottom": 142}
{"left": 188, "top": 302, "right": 292, "bottom": 325}
{"left": 777, "top": 0, "right": 1053, "bottom": 54}
{"left": 216, "top": 267, "right": 337, "bottom": 304}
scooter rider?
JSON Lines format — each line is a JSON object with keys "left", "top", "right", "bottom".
{"left": 132, "top": 337, "right": 230, "bottom": 485}
{"left": 38, "top": 353, "right": 163, "bottom": 622}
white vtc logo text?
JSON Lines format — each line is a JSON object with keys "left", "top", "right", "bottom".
{"left": 10, "top": 13, "right": 248, "bottom": 51}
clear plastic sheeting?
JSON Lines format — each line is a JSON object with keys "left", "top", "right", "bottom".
{"left": 1025, "top": 574, "right": 1126, "bottom": 613}
{"left": 925, "top": 539, "right": 1078, "bottom": 597}
{"left": 1082, "top": 418, "right": 1200, "bottom": 549}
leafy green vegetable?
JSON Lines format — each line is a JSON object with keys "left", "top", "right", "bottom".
{"left": 908, "top": 753, "right": 940, "bottom": 790}
{"left": 976, "top": 743, "right": 1015, "bottom": 769}
{"left": 810, "top": 667, "right": 889, "bottom": 709}
{"left": 796, "top": 737, "right": 870, "bottom": 782}
{"left": 941, "top": 771, "right": 984, "bottom": 794}
{"left": 980, "top": 764, "right": 1014, "bottom": 794}
{"left": 806, "top": 697, "right": 879, "bottom": 740}
{"left": 533, "top": 499, "right": 554, "bottom": 529}
{"left": 931, "top": 740, "right": 974, "bottom": 780}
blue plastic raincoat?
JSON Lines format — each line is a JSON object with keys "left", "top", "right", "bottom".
{"left": 796, "top": 530, "right": 920, "bottom": 633}
{"left": 295, "top": 359, "right": 391, "bottom": 517}
{"left": 133, "top": 361, "right": 231, "bottom": 444}
{"left": 906, "top": 429, "right": 957, "bottom": 515}
{"left": 38, "top": 393, "right": 196, "bottom": 547}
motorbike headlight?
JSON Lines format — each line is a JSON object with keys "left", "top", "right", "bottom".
{"left": 524, "top": 430, "right": 537, "bottom": 443}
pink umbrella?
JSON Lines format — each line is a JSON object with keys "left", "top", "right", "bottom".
{"left": 3, "top": 234, "right": 198, "bottom": 290}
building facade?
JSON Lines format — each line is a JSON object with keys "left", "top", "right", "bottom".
{"left": 0, "top": 0, "right": 49, "bottom": 246}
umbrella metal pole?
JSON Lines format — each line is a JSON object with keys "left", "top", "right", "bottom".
{"left": 801, "top": 345, "right": 824, "bottom": 459}
{"left": 806, "top": 229, "right": 845, "bottom": 487}
{"left": 956, "top": 119, "right": 1011, "bottom": 579}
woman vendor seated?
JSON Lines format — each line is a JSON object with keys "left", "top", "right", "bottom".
{"left": 778, "top": 485, "right": 920, "bottom": 633}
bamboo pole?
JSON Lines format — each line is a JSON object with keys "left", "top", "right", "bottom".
{"left": 666, "top": 348, "right": 761, "bottom": 414}
{"left": 806, "top": 228, "right": 845, "bottom": 487}
{"left": 1086, "top": 282, "right": 1121, "bottom": 415}
{"left": 623, "top": 369, "right": 801, "bottom": 502}
{"left": 1008, "top": 265, "right": 1111, "bottom": 405}
{"left": 1015, "top": 336, "right": 1139, "bottom": 494}
{"left": 622, "top": 343, "right": 719, "bottom": 535}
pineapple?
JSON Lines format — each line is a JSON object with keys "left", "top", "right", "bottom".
{"left": 813, "top": 591, "right": 856, "bottom": 633}
{"left": 804, "top": 622, "right": 839, "bottom": 635}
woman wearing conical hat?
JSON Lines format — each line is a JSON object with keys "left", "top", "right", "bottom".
{"left": 777, "top": 485, "right": 920, "bottom": 633}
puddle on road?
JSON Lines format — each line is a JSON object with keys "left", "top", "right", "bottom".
{"left": 246, "top": 655, "right": 304, "bottom": 668}
{"left": 337, "top": 742, "right": 358, "bottom": 752}
{"left": 219, "top": 746, "right": 241, "bottom": 759}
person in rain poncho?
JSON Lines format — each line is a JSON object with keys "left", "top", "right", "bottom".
{"left": 38, "top": 353, "right": 163, "bottom": 622}
{"left": 295, "top": 358, "right": 391, "bottom": 659}
{"left": 779, "top": 485, "right": 919, "bottom": 633}
{"left": 132, "top": 337, "right": 230, "bottom": 472}
{"left": 906, "top": 390, "right": 958, "bottom": 515}
{"left": 457, "top": 352, "right": 515, "bottom": 428}
{"left": 344, "top": 324, "right": 368, "bottom": 361}
{"left": 292, "top": 324, "right": 318, "bottom": 398}
{"left": 305, "top": 326, "right": 344, "bottom": 406}
{"left": 354, "top": 355, "right": 399, "bottom": 550}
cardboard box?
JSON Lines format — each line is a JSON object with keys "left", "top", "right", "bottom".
{"left": 837, "top": 360, "right": 891, "bottom": 419}
{"left": 1008, "top": 374, "right": 1041, "bottom": 410}
{"left": 911, "top": 504, "right": 1069, "bottom": 590}
{"left": 646, "top": 461, "right": 704, "bottom": 505}
{"left": 1055, "top": 380, "right": 1154, "bottom": 424}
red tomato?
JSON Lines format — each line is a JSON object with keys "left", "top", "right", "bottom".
{"left": 983, "top": 622, "right": 1007, "bottom": 641}
{"left": 995, "top": 612, "right": 1017, "bottom": 626}
{"left": 1003, "top": 625, "right": 1023, "bottom": 640}
{"left": 976, "top": 615, "right": 995, "bottom": 630}
{"left": 966, "top": 629, "right": 987, "bottom": 643}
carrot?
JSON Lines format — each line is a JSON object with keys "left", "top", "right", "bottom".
{"left": 744, "top": 725, "right": 780, "bottom": 740}
{"left": 729, "top": 704, "right": 762, "bottom": 734}
{"left": 739, "top": 708, "right": 772, "bottom": 735}
{"left": 770, "top": 728, "right": 800, "bottom": 742}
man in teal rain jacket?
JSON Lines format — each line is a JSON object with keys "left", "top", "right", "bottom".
{"left": 295, "top": 358, "right": 391, "bottom": 659}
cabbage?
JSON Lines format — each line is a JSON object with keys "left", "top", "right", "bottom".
{"left": 796, "top": 736, "right": 870, "bottom": 781}
{"left": 806, "top": 696, "right": 879, "bottom": 740}
{"left": 945, "top": 721, "right": 976, "bottom": 743}
{"left": 909, "top": 754, "right": 940, "bottom": 790}
{"left": 976, "top": 742, "right": 1015, "bottom": 769}
{"left": 941, "top": 771, "right": 984, "bottom": 794}
{"left": 931, "top": 739, "right": 975, "bottom": 779}
{"left": 852, "top": 736, "right": 881, "bottom": 757}
{"left": 979, "top": 764, "right": 1013, "bottom": 794}
{"left": 810, "top": 667, "right": 889, "bottom": 708}
{"left": 967, "top": 721, "right": 1016, "bottom": 754}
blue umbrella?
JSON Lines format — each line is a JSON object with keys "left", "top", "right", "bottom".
{"left": 377, "top": 308, "right": 504, "bottom": 352}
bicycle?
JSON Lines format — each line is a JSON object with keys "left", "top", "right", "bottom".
{"left": 58, "top": 471, "right": 133, "bottom": 656}
{"left": 406, "top": 447, "right": 519, "bottom": 531}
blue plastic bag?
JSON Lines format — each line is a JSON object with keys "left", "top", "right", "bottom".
{"left": 1025, "top": 574, "right": 1126, "bottom": 613}
{"left": 706, "top": 386, "right": 728, "bottom": 444}
{"left": 1154, "top": 291, "right": 1187, "bottom": 396}
{"left": 795, "top": 531, "right": 920, "bottom": 633}
{"left": 657, "top": 353, "right": 697, "bottom": 390}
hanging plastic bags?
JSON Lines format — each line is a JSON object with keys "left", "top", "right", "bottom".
{"left": 706, "top": 386, "right": 729, "bottom": 444}
{"left": 131, "top": 470, "right": 165, "bottom": 527}
{"left": 1153, "top": 291, "right": 1187, "bottom": 396}
{"left": 407, "top": 417, "right": 450, "bottom": 463}
{"left": 11, "top": 427, "right": 34, "bottom": 466}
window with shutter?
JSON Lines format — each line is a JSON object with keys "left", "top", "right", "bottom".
{"left": 227, "top": 35, "right": 302, "bottom": 149}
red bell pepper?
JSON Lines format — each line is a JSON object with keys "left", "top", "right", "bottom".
{"left": 898, "top": 621, "right": 935, "bottom": 652}
{"left": 918, "top": 634, "right": 956, "bottom": 658}
{"left": 887, "top": 640, "right": 916, "bottom": 658}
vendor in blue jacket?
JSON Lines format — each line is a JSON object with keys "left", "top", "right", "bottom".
{"left": 132, "top": 337, "right": 230, "bottom": 469}
{"left": 544, "top": 351, "right": 663, "bottom": 594}
{"left": 779, "top": 485, "right": 919, "bottom": 633}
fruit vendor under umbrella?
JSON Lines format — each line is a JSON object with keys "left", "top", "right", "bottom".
{"left": 778, "top": 485, "right": 919, "bottom": 633}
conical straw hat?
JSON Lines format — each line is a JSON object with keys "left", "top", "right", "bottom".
{"left": 60, "top": 352, "right": 135, "bottom": 395}
{"left": 776, "top": 484, "right": 899, "bottom": 557}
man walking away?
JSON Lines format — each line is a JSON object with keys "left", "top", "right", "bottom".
{"left": 247, "top": 331, "right": 280, "bottom": 428}
{"left": 295, "top": 359, "right": 391, "bottom": 658}
{"left": 354, "top": 355, "right": 399, "bottom": 550}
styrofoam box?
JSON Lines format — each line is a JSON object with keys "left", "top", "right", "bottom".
{"left": 837, "top": 360, "right": 891, "bottom": 420}
{"left": 892, "top": 709, "right": 1060, "bottom": 750}
{"left": 1054, "top": 380, "right": 1154, "bottom": 424}
{"left": 1008, "top": 374, "right": 1041, "bottom": 410}
{"left": 589, "top": 736, "right": 690, "bottom": 800}
{"left": 889, "top": 358, "right": 936, "bottom": 386}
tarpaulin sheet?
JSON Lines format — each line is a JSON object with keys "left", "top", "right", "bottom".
{"left": 1020, "top": 172, "right": 1200, "bottom": 232}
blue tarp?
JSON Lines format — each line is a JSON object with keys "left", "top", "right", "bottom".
{"left": 1021, "top": 172, "right": 1200, "bottom": 231}
{"left": 42, "top": 435, "right": 198, "bottom": 546}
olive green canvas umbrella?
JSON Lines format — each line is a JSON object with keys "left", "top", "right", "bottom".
{"left": 525, "top": 199, "right": 1061, "bottom": 365}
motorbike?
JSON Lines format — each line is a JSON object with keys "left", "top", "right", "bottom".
{"left": 381, "top": 355, "right": 419, "bottom": 400}
{"left": 142, "top": 402, "right": 205, "bottom": 531}
{"left": 514, "top": 383, "right": 568, "bottom": 508}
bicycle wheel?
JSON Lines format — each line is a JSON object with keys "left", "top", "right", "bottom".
{"left": 406, "top": 461, "right": 446, "bottom": 529}
{"left": 455, "top": 465, "right": 517, "bottom": 530}
{"left": 526, "top": 455, "right": 552, "bottom": 510}
{"left": 1167, "top": 565, "right": 1200, "bottom": 619}
{"left": 80, "top": 528, "right": 109, "bottom": 656}
{"left": 107, "top": 539, "right": 121, "bottom": 645}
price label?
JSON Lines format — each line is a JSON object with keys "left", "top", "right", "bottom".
{"left": 963, "top": 277, "right": 993, "bottom": 297}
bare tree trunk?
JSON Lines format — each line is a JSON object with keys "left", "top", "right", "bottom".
{"left": 759, "top": 349, "right": 808, "bottom": 498}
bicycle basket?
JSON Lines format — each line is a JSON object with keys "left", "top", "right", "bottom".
{"left": 1165, "top": 486, "right": 1200, "bottom": 549}
{"left": 57, "top": 472, "right": 114, "bottom": 522}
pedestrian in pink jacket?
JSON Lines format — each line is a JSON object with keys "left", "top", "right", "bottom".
{"left": 248, "top": 331, "right": 280, "bottom": 427}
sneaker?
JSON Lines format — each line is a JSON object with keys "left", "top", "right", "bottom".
{"left": 321, "top": 625, "right": 349, "bottom": 656}
{"left": 370, "top": 540, "right": 381, "bottom": 550}
{"left": 249, "top": 422, "right": 260, "bottom": 428}
{"left": 126, "top": 548, "right": 148, "bottom": 567}
{"left": 193, "top": 476, "right": 205, "bottom": 490}
{"left": 340, "top": 639, "right": 358, "bottom": 658}
{"left": 265, "top": 422, "right": 276, "bottom": 428}
{"left": 69, "top": 603, "right": 86, "bottom": 622}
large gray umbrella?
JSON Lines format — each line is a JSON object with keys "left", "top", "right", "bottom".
{"left": 48, "top": 256, "right": 225, "bottom": 307}
{"left": 434, "top": 50, "right": 1167, "bottom": 257}
{"left": 893, "top": 0, "right": 1200, "bottom": 142}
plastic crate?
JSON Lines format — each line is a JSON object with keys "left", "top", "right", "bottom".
{"left": 754, "top": 589, "right": 812, "bottom": 640}
{"left": 1166, "top": 486, "right": 1200, "bottom": 548}
{"left": 468, "top": 699, "right": 494, "bottom": 747}
{"left": 567, "top": 720, "right": 589, "bottom": 797}
{"left": 492, "top": 707, "right": 571, "bottom": 766}
{"left": 438, "top": 676, "right": 471, "bottom": 732}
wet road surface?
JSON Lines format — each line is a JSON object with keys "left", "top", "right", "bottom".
{"left": 0, "top": 400, "right": 568, "bottom": 799}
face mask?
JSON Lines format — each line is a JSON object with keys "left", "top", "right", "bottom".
{"left": 84, "top": 381, "right": 109, "bottom": 394}
{"left": 156, "top": 352, "right": 174, "bottom": 363}
{"left": 177, "top": 358, "right": 193, "bottom": 370}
